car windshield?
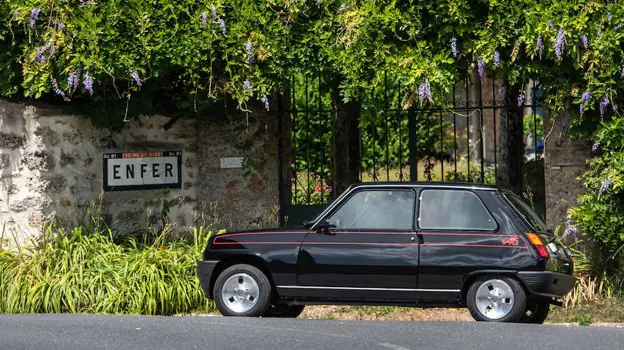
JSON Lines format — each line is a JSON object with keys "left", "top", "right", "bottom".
{"left": 503, "top": 191, "right": 549, "bottom": 233}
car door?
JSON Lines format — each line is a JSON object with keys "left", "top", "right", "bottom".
{"left": 293, "top": 188, "right": 420, "bottom": 300}
{"left": 416, "top": 188, "right": 512, "bottom": 293}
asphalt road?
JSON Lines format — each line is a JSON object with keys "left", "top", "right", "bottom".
{"left": 0, "top": 315, "right": 622, "bottom": 350}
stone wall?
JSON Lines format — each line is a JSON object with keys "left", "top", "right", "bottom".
{"left": 0, "top": 99, "right": 279, "bottom": 240}
{"left": 543, "top": 111, "right": 590, "bottom": 229}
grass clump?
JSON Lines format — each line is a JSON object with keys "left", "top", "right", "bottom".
{"left": 0, "top": 221, "right": 219, "bottom": 316}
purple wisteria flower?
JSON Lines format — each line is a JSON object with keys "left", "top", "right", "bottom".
{"left": 599, "top": 95, "right": 610, "bottom": 116}
{"left": 599, "top": 178, "right": 614, "bottom": 194}
{"left": 562, "top": 116, "right": 571, "bottom": 129}
{"left": 30, "top": 8, "right": 41, "bottom": 27}
{"left": 51, "top": 79, "right": 71, "bottom": 102}
{"left": 580, "top": 91, "right": 593, "bottom": 115}
{"left": 56, "top": 22, "right": 64, "bottom": 31}
{"left": 201, "top": 12, "right": 207, "bottom": 25}
{"left": 477, "top": 57, "right": 485, "bottom": 79}
{"left": 243, "top": 79, "right": 253, "bottom": 92}
{"left": 493, "top": 51, "right": 500, "bottom": 67}
{"left": 217, "top": 18, "right": 226, "bottom": 34}
{"left": 13, "top": 10, "right": 19, "bottom": 18}
{"left": 592, "top": 142, "right": 600, "bottom": 153}
{"left": 130, "top": 70, "right": 142, "bottom": 88}
{"left": 211, "top": 4, "right": 217, "bottom": 20}
{"left": 83, "top": 72, "right": 94, "bottom": 95}
{"left": 418, "top": 78, "right": 432, "bottom": 106}
{"left": 67, "top": 72, "right": 80, "bottom": 91}
{"left": 597, "top": 29, "right": 602, "bottom": 37}
{"left": 450, "top": 38, "right": 457, "bottom": 58}
{"left": 246, "top": 41, "right": 254, "bottom": 65}
{"left": 581, "top": 34, "right": 588, "bottom": 49}
{"left": 79, "top": 0, "right": 97, "bottom": 6}
{"left": 261, "top": 94, "right": 269, "bottom": 111}
{"left": 621, "top": 67, "right": 624, "bottom": 78}
{"left": 554, "top": 28, "right": 565, "bottom": 61}
{"left": 615, "top": 24, "right": 624, "bottom": 31}
{"left": 518, "top": 92, "right": 525, "bottom": 107}
{"left": 49, "top": 43, "right": 55, "bottom": 56}
{"left": 562, "top": 218, "right": 577, "bottom": 239}
{"left": 498, "top": 85, "right": 505, "bottom": 97}
{"left": 536, "top": 35, "right": 543, "bottom": 59}
{"left": 613, "top": 102, "right": 619, "bottom": 114}
{"left": 35, "top": 47, "right": 44, "bottom": 63}
{"left": 608, "top": 12, "right": 612, "bottom": 23}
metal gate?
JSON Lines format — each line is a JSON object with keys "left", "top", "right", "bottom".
{"left": 279, "top": 70, "right": 544, "bottom": 226}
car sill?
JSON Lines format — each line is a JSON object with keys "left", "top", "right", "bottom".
{"left": 277, "top": 285, "right": 461, "bottom": 293}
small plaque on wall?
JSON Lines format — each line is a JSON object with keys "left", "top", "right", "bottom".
{"left": 102, "top": 151, "right": 182, "bottom": 191}
{"left": 220, "top": 157, "right": 245, "bottom": 169}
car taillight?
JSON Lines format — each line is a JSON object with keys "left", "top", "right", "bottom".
{"left": 525, "top": 233, "right": 550, "bottom": 258}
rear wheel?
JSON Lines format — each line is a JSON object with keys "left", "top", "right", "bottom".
{"left": 213, "top": 264, "right": 271, "bottom": 317}
{"left": 467, "top": 276, "right": 527, "bottom": 322}
{"left": 520, "top": 300, "right": 550, "bottom": 324}
{"left": 263, "top": 305, "right": 305, "bottom": 318}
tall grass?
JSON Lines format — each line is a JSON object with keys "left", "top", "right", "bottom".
{"left": 555, "top": 225, "right": 624, "bottom": 307}
{"left": 0, "top": 221, "right": 219, "bottom": 315}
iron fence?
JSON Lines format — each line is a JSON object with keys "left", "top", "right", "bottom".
{"left": 280, "top": 70, "right": 545, "bottom": 221}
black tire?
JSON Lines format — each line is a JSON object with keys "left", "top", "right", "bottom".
{"left": 213, "top": 264, "right": 271, "bottom": 317}
{"left": 520, "top": 300, "right": 550, "bottom": 324}
{"left": 262, "top": 305, "right": 305, "bottom": 318}
{"left": 467, "top": 276, "right": 527, "bottom": 322}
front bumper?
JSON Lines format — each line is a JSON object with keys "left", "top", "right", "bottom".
{"left": 197, "top": 260, "right": 219, "bottom": 299}
{"left": 517, "top": 271, "right": 576, "bottom": 299}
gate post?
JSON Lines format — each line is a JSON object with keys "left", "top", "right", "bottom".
{"left": 331, "top": 87, "right": 361, "bottom": 196}
{"left": 497, "top": 82, "right": 525, "bottom": 194}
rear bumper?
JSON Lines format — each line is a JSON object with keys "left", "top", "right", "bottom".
{"left": 197, "top": 260, "right": 219, "bottom": 299}
{"left": 517, "top": 271, "right": 575, "bottom": 299}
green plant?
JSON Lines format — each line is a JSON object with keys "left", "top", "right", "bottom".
{"left": 570, "top": 315, "right": 593, "bottom": 326}
{"left": 0, "top": 220, "right": 220, "bottom": 315}
{"left": 568, "top": 116, "right": 624, "bottom": 281}
{"left": 2, "top": 0, "right": 623, "bottom": 136}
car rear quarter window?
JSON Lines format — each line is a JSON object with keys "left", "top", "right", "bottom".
{"left": 418, "top": 189, "right": 497, "bottom": 231}
{"left": 327, "top": 190, "right": 415, "bottom": 230}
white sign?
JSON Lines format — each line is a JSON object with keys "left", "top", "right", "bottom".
{"left": 103, "top": 151, "right": 182, "bottom": 191}
{"left": 220, "top": 157, "right": 245, "bottom": 169}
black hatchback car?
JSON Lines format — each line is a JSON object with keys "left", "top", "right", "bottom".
{"left": 197, "top": 182, "right": 575, "bottom": 323}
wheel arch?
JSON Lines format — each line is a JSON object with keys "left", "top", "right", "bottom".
{"left": 209, "top": 255, "right": 278, "bottom": 299}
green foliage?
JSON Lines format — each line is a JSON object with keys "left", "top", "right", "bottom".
{"left": 1, "top": 0, "right": 623, "bottom": 132}
{"left": 524, "top": 114, "right": 543, "bottom": 139}
{"left": 0, "top": 222, "right": 219, "bottom": 315}
{"left": 569, "top": 116, "right": 624, "bottom": 276}
{"left": 570, "top": 315, "right": 593, "bottom": 326}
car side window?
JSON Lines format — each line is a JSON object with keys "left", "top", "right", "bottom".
{"left": 418, "top": 189, "right": 497, "bottom": 231}
{"left": 327, "top": 190, "right": 415, "bottom": 230}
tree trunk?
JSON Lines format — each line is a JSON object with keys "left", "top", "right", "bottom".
{"left": 331, "top": 88, "right": 361, "bottom": 197}
{"left": 497, "top": 82, "right": 525, "bottom": 194}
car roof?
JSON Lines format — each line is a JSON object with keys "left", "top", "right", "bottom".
{"left": 347, "top": 181, "right": 500, "bottom": 191}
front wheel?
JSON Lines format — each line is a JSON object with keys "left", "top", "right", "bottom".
{"left": 263, "top": 305, "right": 305, "bottom": 318}
{"left": 520, "top": 300, "right": 550, "bottom": 324}
{"left": 467, "top": 276, "right": 527, "bottom": 322}
{"left": 213, "top": 264, "right": 272, "bottom": 317}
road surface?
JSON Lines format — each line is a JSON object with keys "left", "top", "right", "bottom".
{"left": 0, "top": 315, "right": 622, "bottom": 350}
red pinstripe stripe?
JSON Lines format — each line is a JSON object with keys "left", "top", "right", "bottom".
{"left": 212, "top": 241, "right": 527, "bottom": 248}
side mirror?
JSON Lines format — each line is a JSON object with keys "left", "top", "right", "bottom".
{"left": 316, "top": 219, "right": 336, "bottom": 234}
